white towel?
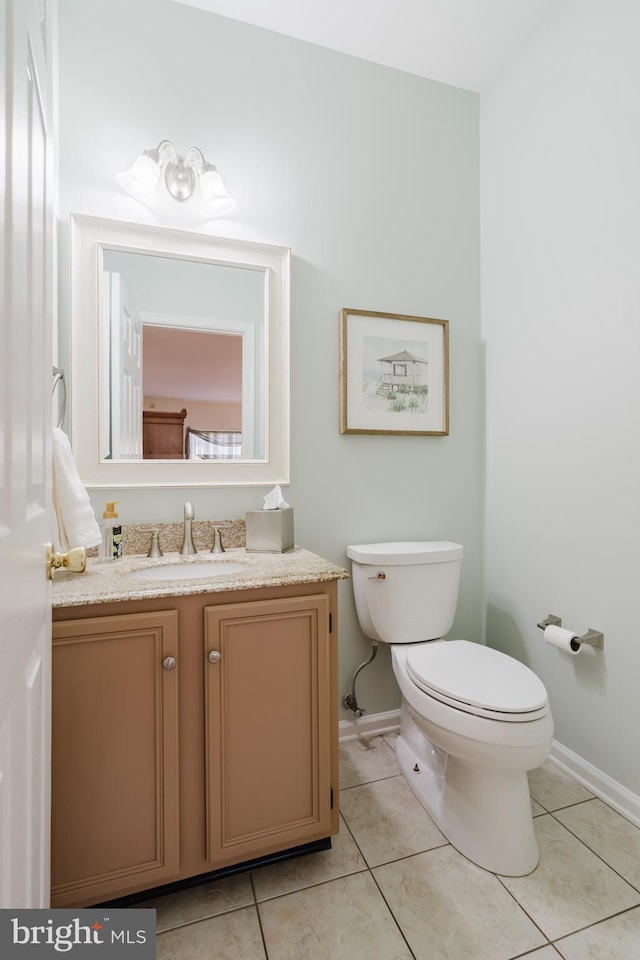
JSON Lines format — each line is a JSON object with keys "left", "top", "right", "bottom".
{"left": 52, "top": 427, "right": 102, "bottom": 552}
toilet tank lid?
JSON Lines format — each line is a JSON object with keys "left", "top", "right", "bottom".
{"left": 347, "top": 541, "right": 463, "bottom": 565}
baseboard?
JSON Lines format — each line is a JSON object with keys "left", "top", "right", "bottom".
{"left": 549, "top": 740, "right": 640, "bottom": 828}
{"left": 338, "top": 714, "right": 640, "bottom": 827}
{"left": 339, "top": 709, "right": 401, "bottom": 742}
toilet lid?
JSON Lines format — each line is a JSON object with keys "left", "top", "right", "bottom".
{"left": 406, "top": 640, "right": 549, "bottom": 721}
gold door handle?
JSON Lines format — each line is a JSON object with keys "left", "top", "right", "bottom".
{"left": 46, "top": 543, "right": 87, "bottom": 580}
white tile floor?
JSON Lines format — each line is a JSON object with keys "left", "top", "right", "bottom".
{"left": 139, "top": 736, "right": 640, "bottom": 959}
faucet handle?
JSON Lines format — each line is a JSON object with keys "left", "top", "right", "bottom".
{"left": 147, "top": 529, "right": 163, "bottom": 558}
{"left": 184, "top": 502, "right": 195, "bottom": 519}
{"left": 210, "top": 528, "right": 226, "bottom": 554}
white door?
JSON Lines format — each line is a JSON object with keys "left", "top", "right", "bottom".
{"left": 0, "top": 0, "right": 54, "bottom": 907}
{"left": 104, "top": 272, "right": 143, "bottom": 459}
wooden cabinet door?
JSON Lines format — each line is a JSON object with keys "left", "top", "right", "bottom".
{"left": 204, "top": 596, "right": 332, "bottom": 867}
{"left": 51, "top": 611, "right": 180, "bottom": 906}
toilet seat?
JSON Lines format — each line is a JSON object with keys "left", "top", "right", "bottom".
{"left": 406, "top": 640, "right": 549, "bottom": 722}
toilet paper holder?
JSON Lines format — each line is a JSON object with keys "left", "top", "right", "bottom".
{"left": 536, "top": 614, "right": 604, "bottom": 649}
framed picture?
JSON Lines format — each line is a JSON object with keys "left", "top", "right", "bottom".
{"left": 339, "top": 308, "right": 449, "bottom": 436}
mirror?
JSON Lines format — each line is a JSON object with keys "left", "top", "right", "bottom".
{"left": 101, "top": 249, "right": 263, "bottom": 461}
{"left": 69, "top": 214, "right": 290, "bottom": 487}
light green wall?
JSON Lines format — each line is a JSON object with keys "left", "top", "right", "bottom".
{"left": 57, "top": 0, "right": 482, "bottom": 716}
{"left": 482, "top": 0, "right": 640, "bottom": 793}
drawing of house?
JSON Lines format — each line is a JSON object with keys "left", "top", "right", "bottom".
{"left": 376, "top": 350, "right": 428, "bottom": 395}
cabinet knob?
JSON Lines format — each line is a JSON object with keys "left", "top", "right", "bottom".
{"left": 208, "top": 650, "right": 221, "bottom": 664}
{"left": 162, "top": 656, "right": 177, "bottom": 671}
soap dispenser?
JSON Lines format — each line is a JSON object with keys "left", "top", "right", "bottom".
{"left": 100, "top": 501, "right": 123, "bottom": 561}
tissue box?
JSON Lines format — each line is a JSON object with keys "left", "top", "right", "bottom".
{"left": 245, "top": 507, "right": 294, "bottom": 553}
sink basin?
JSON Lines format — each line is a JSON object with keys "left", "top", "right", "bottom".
{"left": 127, "top": 561, "right": 248, "bottom": 582}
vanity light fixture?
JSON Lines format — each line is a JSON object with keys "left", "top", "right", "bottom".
{"left": 117, "top": 140, "right": 236, "bottom": 217}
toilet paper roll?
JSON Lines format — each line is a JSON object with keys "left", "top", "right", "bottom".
{"left": 544, "top": 624, "right": 581, "bottom": 655}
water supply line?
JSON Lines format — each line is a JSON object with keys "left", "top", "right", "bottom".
{"left": 341, "top": 641, "right": 378, "bottom": 718}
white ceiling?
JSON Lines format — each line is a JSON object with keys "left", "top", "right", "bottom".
{"left": 174, "top": 0, "right": 555, "bottom": 92}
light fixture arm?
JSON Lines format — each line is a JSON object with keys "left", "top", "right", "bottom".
{"left": 182, "top": 145, "right": 206, "bottom": 170}
{"left": 157, "top": 139, "right": 179, "bottom": 164}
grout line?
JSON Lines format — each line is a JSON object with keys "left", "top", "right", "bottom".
{"left": 339, "top": 772, "right": 403, "bottom": 792}
{"left": 250, "top": 873, "right": 270, "bottom": 960}
{"left": 337, "top": 805, "right": 418, "bottom": 957}
{"left": 551, "top": 903, "right": 640, "bottom": 947}
{"left": 336, "top": 808, "right": 371, "bottom": 866}
{"left": 532, "top": 796, "right": 594, "bottom": 814}
{"left": 367, "top": 867, "right": 419, "bottom": 960}
{"left": 246, "top": 813, "right": 370, "bottom": 905}
{"left": 153, "top": 901, "right": 259, "bottom": 935}
{"left": 504, "top": 946, "right": 560, "bottom": 959}
{"left": 494, "top": 872, "right": 552, "bottom": 949}
{"left": 365, "top": 844, "right": 452, "bottom": 871}
{"left": 548, "top": 809, "right": 640, "bottom": 895}
{"left": 251, "top": 866, "right": 370, "bottom": 905}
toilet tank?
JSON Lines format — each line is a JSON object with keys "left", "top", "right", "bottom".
{"left": 347, "top": 541, "right": 463, "bottom": 644}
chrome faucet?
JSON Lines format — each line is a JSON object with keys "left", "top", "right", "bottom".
{"left": 180, "top": 502, "right": 197, "bottom": 555}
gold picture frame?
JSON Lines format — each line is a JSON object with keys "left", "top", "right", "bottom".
{"left": 339, "top": 308, "right": 449, "bottom": 436}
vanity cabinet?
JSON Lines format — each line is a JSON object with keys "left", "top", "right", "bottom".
{"left": 51, "top": 581, "right": 339, "bottom": 907}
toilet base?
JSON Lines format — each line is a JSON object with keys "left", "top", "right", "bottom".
{"left": 395, "top": 709, "right": 540, "bottom": 876}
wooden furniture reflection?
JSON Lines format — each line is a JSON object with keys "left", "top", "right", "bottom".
{"left": 143, "top": 408, "right": 187, "bottom": 459}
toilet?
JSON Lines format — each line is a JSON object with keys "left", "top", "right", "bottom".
{"left": 347, "top": 540, "right": 554, "bottom": 876}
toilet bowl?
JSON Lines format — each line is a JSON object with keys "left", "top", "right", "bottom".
{"left": 347, "top": 541, "right": 554, "bottom": 876}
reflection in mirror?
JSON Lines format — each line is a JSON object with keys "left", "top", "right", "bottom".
{"left": 70, "top": 215, "right": 290, "bottom": 488}
{"left": 144, "top": 329, "right": 242, "bottom": 460}
{"left": 101, "top": 249, "right": 263, "bottom": 461}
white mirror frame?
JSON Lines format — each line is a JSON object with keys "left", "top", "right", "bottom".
{"left": 69, "top": 214, "right": 290, "bottom": 487}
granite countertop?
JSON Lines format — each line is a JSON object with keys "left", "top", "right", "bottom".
{"left": 52, "top": 547, "right": 349, "bottom": 608}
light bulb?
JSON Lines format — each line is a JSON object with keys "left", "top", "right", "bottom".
{"left": 199, "top": 164, "right": 236, "bottom": 217}
{"left": 116, "top": 150, "right": 161, "bottom": 206}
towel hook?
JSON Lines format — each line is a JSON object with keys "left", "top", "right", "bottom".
{"left": 52, "top": 366, "right": 66, "bottom": 429}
